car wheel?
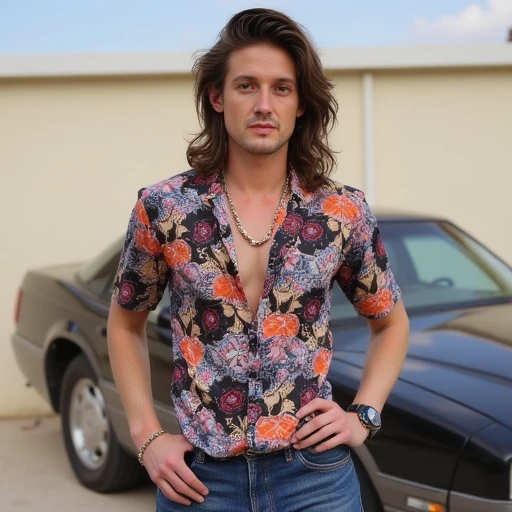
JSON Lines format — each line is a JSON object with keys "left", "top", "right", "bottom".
{"left": 60, "top": 353, "right": 144, "bottom": 492}
{"left": 352, "top": 452, "right": 383, "bottom": 512}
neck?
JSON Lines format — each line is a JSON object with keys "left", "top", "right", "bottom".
{"left": 223, "top": 144, "right": 289, "bottom": 195}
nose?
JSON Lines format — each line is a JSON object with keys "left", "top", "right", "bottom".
{"left": 254, "top": 88, "right": 272, "bottom": 115}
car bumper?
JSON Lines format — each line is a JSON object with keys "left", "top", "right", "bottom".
{"left": 11, "top": 332, "right": 51, "bottom": 404}
{"left": 450, "top": 492, "right": 512, "bottom": 511}
{"left": 384, "top": 496, "right": 512, "bottom": 512}
{"left": 378, "top": 473, "right": 512, "bottom": 512}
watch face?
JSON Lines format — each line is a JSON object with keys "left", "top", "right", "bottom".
{"left": 361, "top": 407, "right": 381, "bottom": 428}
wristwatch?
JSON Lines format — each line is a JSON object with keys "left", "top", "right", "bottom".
{"left": 346, "top": 404, "right": 382, "bottom": 439}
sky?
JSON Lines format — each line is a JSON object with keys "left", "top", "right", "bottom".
{"left": 0, "top": 0, "right": 511, "bottom": 54}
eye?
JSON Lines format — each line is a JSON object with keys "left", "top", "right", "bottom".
{"left": 238, "top": 83, "right": 252, "bottom": 90}
{"left": 277, "top": 85, "right": 291, "bottom": 93}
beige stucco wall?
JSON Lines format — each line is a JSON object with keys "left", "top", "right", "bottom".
{"left": 1, "top": 75, "right": 198, "bottom": 415}
{"left": 373, "top": 68, "right": 512, "bottom": 259}
{"left": 0, "top": 65, "right": 510, "bottom": 416}
{"left": 328, "top": 72, "right": 364, "bottom": 189}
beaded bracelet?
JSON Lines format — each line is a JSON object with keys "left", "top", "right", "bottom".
{"left": 138, "top": 429, "right": 165, "bottom": 467}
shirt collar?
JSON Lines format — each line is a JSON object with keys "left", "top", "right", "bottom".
{"left": 289, "top": 167, "right": 313, "bottom": 204}
{"left": 202, "top": 167, "right": 312, "bottom": 204}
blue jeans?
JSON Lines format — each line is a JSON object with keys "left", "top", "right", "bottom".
{"left": 155, "top": 444, "right": 363, "bottom": 511}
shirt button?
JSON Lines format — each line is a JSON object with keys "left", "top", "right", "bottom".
{"left": 248, "top": 379, "right": 263, "bottom": 399}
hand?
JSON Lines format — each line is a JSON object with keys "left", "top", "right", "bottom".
{"left": 290, "top": 398, "right": 369, "bottom": 452}
{"left": 142, "top": 433, "right": 209, "bottom": 506}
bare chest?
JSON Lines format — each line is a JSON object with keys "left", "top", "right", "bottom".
{"left": 227, "top": 202, "right": 279, "bottom": 318}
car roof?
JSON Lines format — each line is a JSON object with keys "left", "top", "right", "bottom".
{"left": 373, "top": 208, "right": 447, "bottom": 223}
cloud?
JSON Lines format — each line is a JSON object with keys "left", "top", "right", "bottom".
{"left": 408, "top": 0, "right": 512, "bottom": 44}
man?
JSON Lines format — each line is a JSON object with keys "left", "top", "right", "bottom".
{"left": 108, "top": 8, "right": 409, "bottom": 512}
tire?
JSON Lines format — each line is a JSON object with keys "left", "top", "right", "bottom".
{"left": 60, "top": 354, "right": 145, "bottom": 492}
{"left": 352, "top": 452, "right": 383, "bottom": 512}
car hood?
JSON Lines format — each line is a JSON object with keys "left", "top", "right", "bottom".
{"left": 333, "top": 302, "right": 512, "bottom": 429}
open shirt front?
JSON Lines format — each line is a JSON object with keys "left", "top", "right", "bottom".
{"left": 112, "top": 169, "right": 401, "bottom": 457}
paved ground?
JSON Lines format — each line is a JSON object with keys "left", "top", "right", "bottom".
{"left": 1, "top": 416, "right": 156, "bottom": 511}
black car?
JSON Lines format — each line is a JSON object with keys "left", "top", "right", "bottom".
{"left": 11, "top": 211, "right": 512, "bottom": 511}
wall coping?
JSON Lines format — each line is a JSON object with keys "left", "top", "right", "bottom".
{"left": 1, "top": 44, "right": 512, "bottom": 78}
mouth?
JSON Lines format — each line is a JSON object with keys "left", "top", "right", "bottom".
{"left": 249, "top": 123, "right": 276, "bottom": 135}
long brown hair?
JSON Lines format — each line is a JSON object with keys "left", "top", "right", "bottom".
{"left": 186, "top": 8, "right": 339, "bottom": 192}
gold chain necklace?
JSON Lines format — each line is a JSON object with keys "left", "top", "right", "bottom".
{"left": 221, "top": 172, "right": 291, "bottom": 247}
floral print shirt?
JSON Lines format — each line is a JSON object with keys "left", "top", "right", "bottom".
{"left": 112, "top": 169, "right": 401, "bottom": 458}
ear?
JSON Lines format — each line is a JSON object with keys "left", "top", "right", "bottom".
{"left": 296, "top": 106, "right": 305, "bottom": 118}
{"left": 209, "top": 86, "right": 224, "bottom": 113}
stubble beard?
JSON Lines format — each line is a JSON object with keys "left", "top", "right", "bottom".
{"left": 240, "top": 135, "right": 287, "bottom": 155}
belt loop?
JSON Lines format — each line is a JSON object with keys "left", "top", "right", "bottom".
{"left": 284, "top": 445, "right": 293, "bottom": 462}
{"left": 244, "top": 449, "right": 257, "bottom": 460}
{"left": 196, "top": 448, "right": 205, "bottom": 464}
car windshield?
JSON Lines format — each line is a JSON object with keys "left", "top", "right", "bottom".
{"left": 330, "top": 220, "right": 512, "bottom": 321}
{"left": 81, "top": 222, "right": 512, "bottom": 318}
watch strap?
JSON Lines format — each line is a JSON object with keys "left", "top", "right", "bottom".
{"left": 346, "top": 403, "right": 380, "bottom": 439}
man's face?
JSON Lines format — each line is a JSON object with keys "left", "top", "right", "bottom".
{"left": 210, "top": 44, "right": 304, "bottom": 157}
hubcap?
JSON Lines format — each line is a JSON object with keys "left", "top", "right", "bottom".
{"left": 69, "top": 377, "right": 110, "bottom": 471}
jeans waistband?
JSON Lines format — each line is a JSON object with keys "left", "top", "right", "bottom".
{"left": 195, "top": 445, "right": 294, "bottom": 463}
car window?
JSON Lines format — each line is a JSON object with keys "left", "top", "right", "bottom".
{"left": 160, "top": 287, "right": 171, "bottom": 309}
{"left": 77, "top": 236, "right": 124, "bottom": 298}
{"left": 331, "top": 220, "right": 512, "bottom": 321}
{"left": 101, "top": 256, "right": 123, "bottom": 300}
{"left": 83, "top": 223, "right": 512, "bottom": 316}
{"left": 403, "top": 235, "right": 499, "bottom": 292}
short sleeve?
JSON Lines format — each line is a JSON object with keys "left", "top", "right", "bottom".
{"left": 112, "top": 189, "right": 170, "bottom": 311}
{"left": 335, "top": 193, "right": 401, "bottom": 319}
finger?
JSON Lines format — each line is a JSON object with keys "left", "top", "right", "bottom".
{"left": 296, "top": 398, "right": 333, "bottom": 419}
{"left": 307, "top": 433, "right": 349, "bottom": 453}
{"left": 292, "top": 417, "right": 323, "bottom": 442}
{"left": 167, "top": 470, "right": 207, "bottom": 504}
{"left": 175, "top": 462, "right": 209, "bottom": 497}
{"left": 293, "top": 424, "right": 338, "bottom": 450}
{"left": 158, "top": 481, "right": 192, "bottom": 506}
{"left": 292, "top": 410, "right": 336, "bottom": 442}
